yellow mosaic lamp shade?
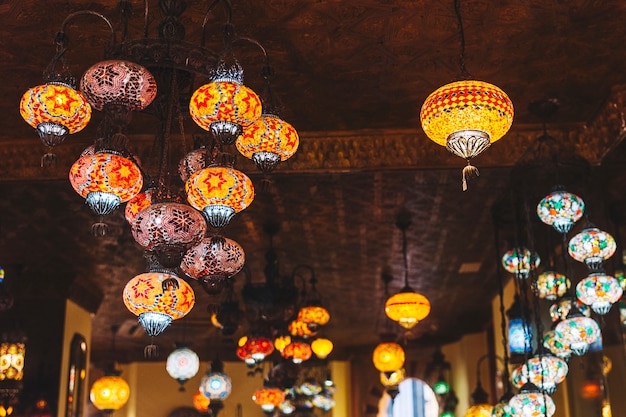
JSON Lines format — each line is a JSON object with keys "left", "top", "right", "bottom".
{"left": 288, "top": 319, "right": 317, "bottom": 338}
{"left": 282, "top": 341, "right": 313, "bottom": 364}
{"left": 0, "top": 342, "right": 25, "bottom": 381}
{"left": 464, "top": 404, "right": 494, "bottom": 417}
{"left": 274, "top": 335, "right": 292, "bottom": 353}
{"left": 372, "top": 342, "right": 405, "bottom": 373}
{"left": 236, "top": 114, "right": 299, "bottom": 173}
{"left": 298, "top": 305, "right": 331, "bottom": 330}
{"left": 252, "top": 387, "right": 286, "bottom": 413}
{"left": 89, "top": 374, "right": 130, "bottom": 412}
{"left": 69, "top": 152, "right": 143, "bottom": 216}
{"left": 123, "top": 272, "right": 195, "bottom": 336}
{"left": 124, "top": 189, "right": 154, "bottom": 224}
{"left": 185, "top": 166, "right": 254, "bottom": 228}
{"left": 385, "top": 290, "right": 431, "bottom": 329}
{"left": 311, "top": 338, "right": 334, "bottom": 359}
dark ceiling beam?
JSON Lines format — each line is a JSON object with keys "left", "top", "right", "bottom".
{"left": 2, "top": 85, "right": 626, "bottom": 182}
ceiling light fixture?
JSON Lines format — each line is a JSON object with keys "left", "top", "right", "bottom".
{"left": 501, "top": 247, "right": 540, "bottom": 280}
{"left": 166, "top": 346, "right": 200, "bottom": 392}
{"left": 568, "top": 226, "right": 616, "bottom": 272}
{"left": 537, "top": 189, "right": 585, "bottom": 234}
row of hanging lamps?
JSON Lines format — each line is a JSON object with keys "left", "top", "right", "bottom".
{"left": 501, "top": 247, "right": 541, "bottom": 280}
{"left": 419, "top": 0, "right": 513, "bottom": 191}
{"left": 166, "top": 346, "right": 200, "bottom": 392}
{"left": 537, "top": 189, "right": 585, "bottom": 234}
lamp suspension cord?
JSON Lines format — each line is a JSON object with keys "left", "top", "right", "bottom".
{"left": 453, "top": 0, "right": 470, "bottom": 79}
{"left": 402, "top": 227, "right": 410, "bottom": 288}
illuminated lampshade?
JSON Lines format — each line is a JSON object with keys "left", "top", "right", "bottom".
{"left": 420, "top": 80, "right": 513, "bottom": 190}
{"left": 193, "top": 390, "right": 210, "bottom": 413}
{"left": 278, "top": 400, "right": 296, "bottom": 415}
{"left": 236, "top": 336, "right": 274, "bottom": 365}
{"left": 465, "top": 405, "right": 493, "bottom": 417}
{"left": 568, "top": 227, "right": 616, "bottom": 271}
{"left": 122, "top": 272, "right": 195, "bottom": 336}
{"left": 543, "top": 330, "right": 571, "bottom": 361}
{"left": 274, "top": 335, "right": 291, "bottom": 353}
{"left": 69, "top": 152, "right": 143, "bottom": 216}
{"left": 89, "top": 374, "right": 130, "bottom": 412}
{"left": 514, "top": 355, "right": 568, "bottom": 395}
{"left": 282, "top": 341, "right": 313, "bottom": 364}
{"left": 185, "top": 165, "right": 254, "bottom": 228}
{"left": 166, "top": 347, "right": 200, "bottom": 390}
{"left": 554, "top": 315, "right": 600, "bottom": 356}
{"left": 252, "top": 387, "right": 286, "bottom": 413}
{"left": 491, "top": 399, "right": 513, "bottom": 417}
{"left": 442, "top": 412, "right": 455, "bottom": 417}
{"left": 372, "top": 342, "right": 405, "bottom": 373}
{"left": 288, "top": 319, "right": 318, "bottom": 338}
{"left": 179, "top": 148, "right": 211, "bottom": 183}
{"left": 311, "top": 338, "right": 334, "bottom": 359}
{"left": 312, "top": 393, "right": 336, "bottom": 411}
{"left": 298, "top": 306, "right": 330, "bottom": 331}
{"left": 380, "top": 368, "right": 405, "bottom": 388}
{"left": 537, "top": 190, "right": 585, "bottom": 234}
{"left": 434, "top": 380, "right": 450, "bottom": 395}
{"left": 199, "top": 370, "right": 232, "bottom": 401}
{"left": 180, "top": 236, "right": 245, "bottom": 286}
{"left": 0, "top": 342, "right": 25, "bottom": 381}
{"left": 507, "top": 316, "right": 532, "bottom": 355}
{"left": 534, "top": 271, "right": 569, "bottom": 300}
{"left": 508, "top": 384, "right": 555, "bottom": 417}
{"left": 385, "top": 288, "right": 430, "bottom": 329}
{"left": 510, "top": 365, "right": 525, "bottom": 390}
{"left": 236, "top": 114, "right": 299, "bottom": 173}
{"left": 576, "top": 273, "right": 623, "bottom": 315}
{"left": 124, "top": 189, "right": 155, "bottom": 224}
{"left": 20, "top": 82, "right": 92, "bottom": 149}
{"left": 80, "top": 60, "right": 157, "bottom": 111}
{"left": 297, "top": 379, "right": 323, "bottom": 396}
{"left": 189, "top": 63, "right": 262, "bottom": 145}
{"left": 131, "top": 202, "right": 206, "bottom": 267}
{"left": 549, "top": 296, "right": 590, "bottom": 322}
{"left": 616, "top": 269, "right": 626, "bottom": 290}
{"left": 501, "top": 248, "right": 540, "bottom": 279}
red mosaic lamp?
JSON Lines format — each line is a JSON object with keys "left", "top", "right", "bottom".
{"left": 281, "top": 340, "right": 313, "bottom": 364}
{"left": 236, "top": 336, "right": 274, "bottom": 366}
{"left": 252, "top": 386, "right": 285, "bottom": 413}
{"left": 90, "top": 373, "right": 130, "bottom": 414}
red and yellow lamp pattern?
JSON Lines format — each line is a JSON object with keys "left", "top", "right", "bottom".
{"left": 282, "top": 341, "right": 313, "bottom": 364}
{"left": 124, "top": 189, "right": 155, "bottom": 224}
{"left": 89, "top": 374, "right": 130, "bottom": 412}
{"left": 236, "top": 336, "right": 274, "bottom": 366}
{"left": 297, "top": 305, "right": 330, "bottom": 331}
{"left": 385, "top": 290, "right": 431, "bottom": 329}
{"left": 372, "top": 342, "right": 405, "bottom": 373}
{"left": 252, "top": 387, "right": 286, "bottom": 413}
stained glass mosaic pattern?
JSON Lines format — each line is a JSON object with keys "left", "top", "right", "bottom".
{"left": 537, "top": 190, "right": 584, "bottom": 234}
{"left": 534, "top": 271, "right": 570, "bottom": 300}
{"left": 372, "top": 342, "right": 405, "bottom": 373}
{"left": 131, "top": 202, "right": 206, "bottom": 250}
{"left": 576, "top": 273, "right": 622, "bottom": 315}
{"left": 501, "top": 248, "right": 540, "bottom": 279}
{"left": 568, "top": 228, "right": 616, "bottom": 270}
{"left": 181, "top": 236, "right": 245, "bottom": 280}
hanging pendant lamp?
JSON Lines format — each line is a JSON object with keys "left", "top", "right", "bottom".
{"left": 537, "top": 189, "right": 585, "bottom": 234}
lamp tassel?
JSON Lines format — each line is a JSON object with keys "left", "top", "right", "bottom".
{"left": 462, "top": 161, "right": 479, "bottom": 191}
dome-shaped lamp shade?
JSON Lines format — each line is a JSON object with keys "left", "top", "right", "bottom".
{"left": 181, "top": 236, "right": 245, "bottom": 283}
{"left": 501, "top": 248, "right": 540, "bottom": 279}
{"left": 189, "top": 78, "right": 262, "bottom": 145}
{"left": 282, "top": 341, "right": 313, "bottom": 364}
{"left": 534, "top": 271, "right": 570, "bottom": 300}
{"left": 69, "top": 152, "right": 143, "bottom": 216}
{"left": 380, "top": 368, "right": 405, "bottom": 388}
{"left": 311, "top": 338, "right": 334, "bottom": 360}
{"left": 80, "top": 60, "right": 157, "bottom": 111}
{"left": 123, "top": 272, "right": 195, "bottom": 336}
{"left": 512, "top": 355, "right": 568, "bottom": 395}
{"left": 236, "top": 114, "right": 299, "bottom": 173}
{"left": 554, "top": 316, "right": 600, "bottom": 356}
{"left": 549, "top": 297, "right": 590, "bottom": 322}
{"left": 252, "top": 387, "right": 286, "bottom": 413}
{"left": 537, "top": 190, "right": 585, "bottom": 234}
{"left": 124, "top": 189, "right": 155, "bottom": 224}
{"left": 384, "top": 290, "right": 431, "bottom": 329}
{"left": 185, "top": 166, "right": 255, "bottom": 228}
{"left": 508, "top": 389, "right": 556, "bottom": 417}
{"left": 199, "top": 371, "right": 232, "bottom": 400}
{"left": 236, "top": 336, "right": 274, "bottom": 365}
{"left": 576, "top": 273, "right": 623, "bottom": 315}
{"left": 288, "top": 319, "right": 318, "bottom": 338}
{"left": 20, "top": 83, "right": 92, "bottom": 148}
{"left": 568, "top": 228, "right": 616, "bottom": 272}
{"left": 372, "top": 342, "right": 405, "bottom": 373}
{"left": 464, "top": 404, "right": 493, "bottom": 417}
{"left": 89, "top": 375, "right": 130, "bottom": 412}
{"left": 297, "top": 306, "right": 330, "bottom": 331}
{"left": 543, "top": 330, "right": 571, "bottom": 361}
{"left": 166, "top": 347, "right": 200, "bottom": 390}
{"left": 0, "top": 342, "right": 25, "bottom": 381}
{"left": 273, "top": 335, "right": 291, "bottom": 353}
{"left": 193, "top": 390, "right": 210, "bottom": 413}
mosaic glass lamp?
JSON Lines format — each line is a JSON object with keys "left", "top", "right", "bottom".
{"left": 372, "top": 342, "right": 405, "bottom": 373}
{"left": 199, "top": 358, "right": 232, "bottom": 401}
{"left": 533, "top": 271, "right": 569, "bottom": 300}
{"left": 513, "top": 354, "right": 568, "bottom": 395}
{"left": 189, "top": 62, "right": 262, "bottom": 145}
{"left": 193, "top": 390, "right": 210, "bottom": 413}
{"left": 282, "top": 340, "right": 313, "bottom": 364}
{"left": 311, "top": 338, "right": 334, "bottom": 360}
{"left": 181, "top": 235, "right": 245, "bottom": 291}
{"left": 166, "top": 347, "right": 200, "bottom": 391}
{"left": 568, "top": 227, "right": 616, "bottom": 272}
{"left": 288, "top": 319, "right": 318, "bottom": 338}
{"left": 554, "top": 314, "right": 600, "bottom": 356}
{"left": 501, "top": 247, "right": 540, "bottom": 279}
{"left": 236, "top": 336, "right": 274, "bottom": 365}
{"left": 0, "top": 342, "right": 25, "bottom": 382}
{"left": 575, "top": 273, "right": 623, "bottom": 315}
{"left": 543, "top": 330, "right": 571, "bottom": 361}
{"left": 252, "top": 387, "right": 286, "bottom": 413}
{"left": 420, "top": 80, "right": 514, "bottom": 190}
{"left": 508, "top": 383, "right": 555, "bottom": 417}
{"left": 273, "top": 335, "right": 291, "bottom": 353}
{"left": 380, "top": 368, "right": 405, "bottom": 388}
{"left": 549, "top": 296, "right": 590, "bottom": 322}
{"left": 124, "top": 189, "right": 155, "bottom": 224}
{"left": 536, "top": 189, "right": 585, "bottom": 234}
{"left": 89, "top": 373, "right": 130, "bottom": 413}
{"left": 385, "top": 290, "right": 431, "bottom": 329}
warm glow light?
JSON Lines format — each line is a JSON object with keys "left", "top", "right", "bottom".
{"left": 124, "top": 189, "right": 154, "bottom": 224}
{"left": 575, "top": 273, "right": 623, "bottom": 315}
{"left": 537, "top": 190, "right": 585, "bottom": 234}
{"left": 501, "top": 248, "right": 540, "bottom": 279}
{"left": 372, "top": 342, "right": 405, "bottom": 373}
{"left": 464, "top": 404, "right": 493, "bottom": 417}
{"left": 288, "top": 319, "right": 317, "bottom": 338}
{"left": 89, "top": 375, "right": 130, "bottom": 412}
{"left": 568, "top": 228, "right": 616, "bottom": 271}
{"left": 236, "top": 336, "right": 274, "bottom": 365}
{"left": 379, "top": 368, "right": 405, "bottom": 387}
{"left": 311, "top": 338, "right": 334, "bottom": 359}
{"left": 534, "top": 271, "right": 569, "bottom": 300}
{"left": 252, "top": 387, "right": 286, "bottom": 413}
{"left": 273, "top": 335, "right": 291, "bottom": 353}
{"left": 385, "top": 290, "right": 430, "bottom": 329}
{"left": 298, "top": 305, "right": 331, "bottom": 330}
{"left": 181, "top": 236, "right": 245, "bottom": 281}
{"left": 0, "top": 342, "right": 25, "bottom": 381}
{"left": 193, "top": 390, "right": 210, "bottom": 412}
{"left": 282, "top": 341, "right": 313, "bottom": 364}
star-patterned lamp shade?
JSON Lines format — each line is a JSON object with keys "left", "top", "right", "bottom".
{"left": 554, "top": 315, "right": 600, "bottom": 356}
{"left": 372, "top": 342, "right": 405, "bottom": 373}
{"left": 380, "top": 368, "right": 405, "bottom": 388}
{"left": 20, "top": 82, "right": 92, "bottom": 147}
{"left": 189, "top": 64, "right": 262, "bottom": 145}
{"left": 511, "top": 355, "right": 568, "bottom": 395}
{"left": 464, "top": 404, "right": 493, "bottom": 417}
{"left": 89, "top": 374, "right": 130, "bottom": 412}
{"left": 236, "top": 114, "right": 300, "bottom": 173}
{"left": 166, "top": 347, "right": 200, "bottom": 390}
{"left": 568, "top": 227, "right": 616, "bottom": 272}
{"left": 69, "top": 152, "right": 143, "bottom": 216}
{"left": 384, "top": 289, "right": 431, "bottom": 329}
{"left": 193, "top": 390, "right": 210, "bottom": 413}
{"left": 185, "top": 165, "right": 255, "bottom": 228}
{"left": 123, "top": 272, "right": 195, "bottom": 336}
{"left": 534, "top": 271, "right": 570, "bottom": 300}
{"left": 199, "top": 371, "right": 232, "bottom": 400}
{"left": 288, "top": 319, "right": 318, "bottom": 338}
{"left": 501, "top": 248, "right": 540, "bottom": 279}
{"left": 537, "top": 190, "right": 585, "bottom": 234}
{"left": 236, "top": 336, "right": 274, "bottom": 365}
{"left": 282, "top": 341, "right": 313, "bottom": 364}
{"left": 543, "top": 330, "right": 571, "bottom": 361}
{"left": 0, "top": 342, "right": 25, "bottom": 381}
{"left": 297, "top": 305, "right": 330, "bottom": 331}
{"left": 252, "top": 387, "right": 286, "bottom": 413}
{"left": 549, "top": 297, "right": 590, "bottom": 322}
{"left": 508, "top": 386, "right": 556, "bottom": 417}
{"left": 124, "top": 189, "right": 155, "bottom": 224}
{"left": 576, "top": 273, "right": 622, "bottom": 315}
{"left": 180, "top": 236, "right": 245, "bottom": 284}
{"left": 80, "top": 60, "right": 157, "bottom": 111}
{"left": 311, "top": 338, "right": 334, "bottom": 359}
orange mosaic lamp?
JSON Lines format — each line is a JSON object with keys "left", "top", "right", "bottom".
{"left": 124, "top": 189, "right": 155, "bottom": 224}
{"left": 252, "top": 387, "right": 286, "bottom": 413}
{"left": 193, "top": 390, "right": 210, "bottom": 413}
{"left": 385, "top": 289, "right": 431, "bottom": 329}
{"left": 372, "top": 342, "right": 405, "bottom": 373}
{"left": 288, "top": 318, "right": 317, "bottom": 338}
{"left": 189, "top": 62, "right": 262, "bottom": 145}
{"left": 123, "top": 272, "right": 195, "bottom": 337}
{"left": 282, "top": 340, "right": 313, "bottom": 364}
{"left": 236, "top": 336, "right": 274, "bottom": 366}
{"left": 311, "top": 338, "right": 334, "bottom": 360}
{"left": 185, "top": 165, "right": 254, "bottom": 228}
{"left": 89, "top": 374, "right": 130, "bottom": 413}
{"left": 0, "top": 342, "right": 25, "bottom": 381}
{"left": 298, "top": 306, "right": 330, "bottom": 331}
{"left": 20, "top": 82, "right": 92, "bottom": 163}
{"left": 236, "top": 114, "right": 299, "bottom": 173}
{"left": 420, "top": 80, "right": 514, "bottom": 190}
{"left": 69, "top": 152, "right": 143, "bottom": 216}
{"left": 273, "top": 335, "right": 292, "bottom": 353}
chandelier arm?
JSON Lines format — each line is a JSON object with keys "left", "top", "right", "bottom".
{"left": 60, "top": 10, "right": 116, "bottom": 45}
{"left": 452, "top": 0, "right": 470, "bottom": 79}
{"left": 201, "top": 0, "right": 232, "bottom": 47}
{"left": 143, "top": 0, "right": 149, "bottom": 38}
